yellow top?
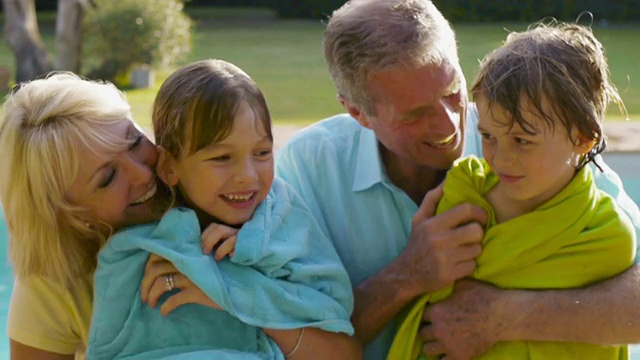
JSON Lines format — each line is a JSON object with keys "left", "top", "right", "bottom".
{"left": 7, "top": 274, "right": 92, "bottom": 356}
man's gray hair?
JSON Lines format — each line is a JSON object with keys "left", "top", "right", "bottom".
{"left": 323, "top": 0, "right": 459, "bottom": 115}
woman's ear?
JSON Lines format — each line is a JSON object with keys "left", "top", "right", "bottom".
{"left": 157, "top": 146, "right": 179, "bottom": 186}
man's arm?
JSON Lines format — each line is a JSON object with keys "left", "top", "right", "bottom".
{"left": 511, "top": 265, "right": 640, "bottom": 344}
{"left": 423, "top": 266, "right": 640, "bottom": 358}
{"left": 352, "top": 186, "right": 486, "bottom": 345}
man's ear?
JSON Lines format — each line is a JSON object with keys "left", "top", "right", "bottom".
{"left": 157, "top": 146, "right": 179, "bottom": 186}
{"left": 338, "top": 95, "right": 372, "bottom": 129}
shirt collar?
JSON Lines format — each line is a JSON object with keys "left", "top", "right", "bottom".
{"left": 351, "top": 105, "right": 480, "bottom": 192}
{"left": 353, "top": 127, "right": 387, "bottom": 191}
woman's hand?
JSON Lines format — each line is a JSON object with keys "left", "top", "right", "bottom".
{"left": 201, "top": 223, "right": 238, "bottom": 260}
{"left": 141, "top": 253, "right": 222, "bottom": 315}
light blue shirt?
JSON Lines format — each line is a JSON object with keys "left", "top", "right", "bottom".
{"left": 275, "top": 110, "right": 640, "bottom": 360}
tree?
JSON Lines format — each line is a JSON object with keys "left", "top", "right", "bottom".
{"left": 2, "top": 0, "right": 51, "bottom": 82}
{"left": 83, "top": 0, "right": 191, "bottom": 84}
{"left": 55, "top": 0, "right": 92, "bottom": 72}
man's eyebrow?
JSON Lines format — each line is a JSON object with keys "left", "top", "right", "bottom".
{"left": 401, "top": 105, "right": 431, "bottom": 120}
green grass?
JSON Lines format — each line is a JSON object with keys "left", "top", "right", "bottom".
{"left": 455, "top": 23, "right": 640, "bottom": 122}
{"left": 1, "top": 8, "right": 639, "bottom": 128}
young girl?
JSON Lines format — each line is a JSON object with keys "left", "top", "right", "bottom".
{"left": 87, "top": 60, "right": 360, "bottom": 359}
{"left": 389, "top": 22, "right": 636, "bottom": 359}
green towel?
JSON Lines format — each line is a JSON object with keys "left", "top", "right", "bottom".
{"left": 388, "top": 155, "right": 635, "bottom": 360}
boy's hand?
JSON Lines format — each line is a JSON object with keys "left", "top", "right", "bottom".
{"left": 201, "top": 223, "right": 239, "bottom": 260}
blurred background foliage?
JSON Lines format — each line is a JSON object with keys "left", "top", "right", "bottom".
{"left": 21, "top": 0, "right": 640, "bottom": 22}
{"left": 83, "top": 0, "right": 191, "bottom": 82}
{"left": 1, "top": 1, "right": 639, "bottom": 125}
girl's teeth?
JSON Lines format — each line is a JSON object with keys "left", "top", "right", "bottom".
{"left": 225, "top": 194, "right": 252, "bottom": 202}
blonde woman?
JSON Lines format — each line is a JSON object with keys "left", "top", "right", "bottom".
{"left": 1, "top": 73, "right": 169, "bottom": 359}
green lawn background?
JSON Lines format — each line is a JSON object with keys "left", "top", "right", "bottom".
{"left": 1, "top": 7, "right": 638, "bottom": 128}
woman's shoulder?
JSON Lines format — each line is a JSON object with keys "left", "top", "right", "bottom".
{"left": 8, "top": 275, "right": 92, "bottom": 353}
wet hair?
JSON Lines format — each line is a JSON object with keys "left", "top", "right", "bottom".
{"left": 323, "top": 0, "right": 459, "bottom": 115}
{"left": 0, "top": 72, "right": 135, "bottom": 287}
{"left": 471, "top": 21, "right": 627, "bottom": 170}
{"left": 152, "top": 59, "right": 272, "bottom": 159}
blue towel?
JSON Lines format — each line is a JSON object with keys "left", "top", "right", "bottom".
{"left": 87, "top": 178, "right": 354, "bottom": 359}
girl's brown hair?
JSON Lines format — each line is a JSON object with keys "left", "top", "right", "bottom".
{"left": 152, "top": 59, "right": 272, "bottom": 159}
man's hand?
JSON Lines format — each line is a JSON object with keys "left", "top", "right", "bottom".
{"left": 421, "top": 279, "right": 509, "bottom": 359}
{"left": 398, "top": 185, "right": 486, "bottom": 298}
{"left": 351, "top": 185, "right": 487, "bottom": 345}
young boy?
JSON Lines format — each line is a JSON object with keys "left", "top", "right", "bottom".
{"left": 390, "top": 22, "right": 636, "bottom": 359}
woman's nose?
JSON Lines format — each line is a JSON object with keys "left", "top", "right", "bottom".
{"left": 123, "top": 152, "right": 153, "bottom": 186}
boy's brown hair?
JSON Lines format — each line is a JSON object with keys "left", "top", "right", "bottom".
{"left": 472, "top": 21, "right": 627, "bottom": 169}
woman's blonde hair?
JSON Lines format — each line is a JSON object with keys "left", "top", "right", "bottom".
{"left": 0, "top": 72, "right": 134, "bottom": 287}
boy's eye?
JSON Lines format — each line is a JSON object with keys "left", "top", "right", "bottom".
{"left": 480, "top": 132, "right": 493, "bottom": 140}
{"left": 515, "top": 137, "right": 531, "bottom": 145}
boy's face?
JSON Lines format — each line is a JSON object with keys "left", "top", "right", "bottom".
{"left": 163, "top": 101, "right": 274, "bottom": 227}
{"left": 476, "top": 95, "right": 591, "bottom": 212}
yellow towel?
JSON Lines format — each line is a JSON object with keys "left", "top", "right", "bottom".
{"left": 388, "top": 156, "right": 635, "bottom": 360}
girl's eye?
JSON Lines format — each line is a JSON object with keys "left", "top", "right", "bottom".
{"left": 256, "top": 149, "right": 273, "bottom": 158}
{"left": 99, "top": 169, "right": 116, "bottom": 189}
{"left": 515, "top": 137, "right": 531, "bottom": 145}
